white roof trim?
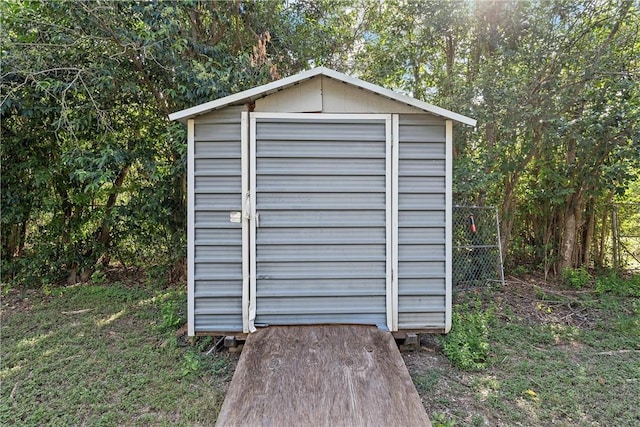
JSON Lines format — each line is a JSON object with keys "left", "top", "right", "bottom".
{"left": 168, "top": 67, "right": 477, "bottom": 126}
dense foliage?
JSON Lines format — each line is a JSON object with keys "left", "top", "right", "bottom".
{"left": 2, "top": 0, "right": 639, "bottom": 285}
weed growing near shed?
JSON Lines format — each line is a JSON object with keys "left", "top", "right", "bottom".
{"left": 436, "top": 301, "right": 492, "bottom": 371}
{"left": 0, "top": 279, "right": 237, "bottom": 426}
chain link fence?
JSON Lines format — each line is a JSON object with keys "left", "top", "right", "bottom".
{"left": 452, "top": 206, "right": 505, "bottom": 287}
{"left": 612, "top": 203, "right": 640, "bottom": 271}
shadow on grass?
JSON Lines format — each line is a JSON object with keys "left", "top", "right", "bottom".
{"left": 0, "top": 282, "right": 236, "bottom": 426}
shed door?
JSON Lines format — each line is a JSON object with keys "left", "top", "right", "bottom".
{"left": 249, "top": 113, "right": 393, "bottom": 329}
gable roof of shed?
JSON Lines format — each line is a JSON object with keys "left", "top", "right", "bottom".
{"left": 168, "top": 67, "right": 476, "bottom": 126}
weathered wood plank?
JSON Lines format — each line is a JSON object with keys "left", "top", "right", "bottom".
{"left": 216, "top": 325, "right": 431, "bottom": 427}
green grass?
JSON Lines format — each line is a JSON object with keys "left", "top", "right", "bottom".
{"left": 415, "top": 284, "right": 640, "bottom": 426}
{"left": 1, "top": 281, "right": 236, "bottom": 426}
{"left": 2, "top": 275, "right": 639, "bottom": 426}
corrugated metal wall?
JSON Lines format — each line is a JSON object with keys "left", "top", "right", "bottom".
{"left": 253, "top": 117, "right": 388, "bottom": 326}
{"left": 191, "top": 109, "right": 449, "bottom": 333}
{"left": 397, "top": 115, "right": 447, "bottom": 329}
{"left": 192, "top": 106, "right": 245, "bottom": 332}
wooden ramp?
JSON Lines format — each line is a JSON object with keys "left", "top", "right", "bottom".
{"left": 216, "top": 325, "right": 431, "bottom": 427}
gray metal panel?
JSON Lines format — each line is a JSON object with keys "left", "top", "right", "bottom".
{"left": 258, "top": 175, "right": 386, "bottom": 192}
{"left": 256, "top": 121, "right": 386, "bottom": 141}
{"left": 257, "top": 193, "right": 386, "bottom": 209}
{"left": 398, "top": 279, "right": 446, "bottom": 295}
{"left": 195, "top": 245, "right": 242, "bottom": 262}
{"left": 195, "top": 281, "right": 243, "bottom": 297}
{"left": 194, "top": 262, "right": 242, "bottom": 280}
{"left": 398, "top": 295, "right": 445, "bottom": 311}
{"left": 195, "top": 176, "right": 241, "bottom": 194}
{"left": 194, "top": 140, "right": 240, "bottom": 157}
{"left": 399, "top": 176, "right": 446, "bottom": 193}
{"left": 194, "top": 158, "right": 241, "bottom": 175}
{"left": 195, "top": 194, "right": 241, "bottom": 211}
{"left": 398, "top": 114, "right": 447, "bottom": 329}
{"left": 258, "top": 158, "right": 386, "bottom": 175}
{"left": 399, "top": 210, "right": 445, "bottom": 226}
{"left": 195, "top": 211, "right": 243, "bottom": 228}
{"left": 256, "top": 210, "right": 386, "bottom": 227}
{"left": 192, "top": 109, "right": 243, "bottom": 332}
{"left": 398, "top": 193, "right": 445, "bottom": 210}
{"left": 194, "top": 123, "right": 241, "bottom": 142}
{"left": 256, "top": 140, "right": 385, "bottom": 158}
{"left": 399, "top": 159, "right": 445, "bottom": 176}
{"left": 195, "top": 297, "right": 243, "bottom": 314}
{"left": 195, "top": 228, "right": 241, "bottom": 245}
{"left": 258, "top": 261, "right": 385, "bottom": 279}
{"left": 255, "top": 313, "right": 385, "bottom": 326}
{"left": 398, "top": 261, "right": 445, "bottom": 278}
{"left": 257, "top": 227, "right": 385, "bottom": 244}
{"left": 254, "top": 117, "right": 387, "bottom": 326}
{"left": 399, "top": 227, "right": 445, "bottom": 244}
{"left": 399, "top": 142, "right": 446, "bottom": 159}
{"left": 398, "top": 245, "right": 445, "bottom": 260}
{"left": 194, "top": 315, "right": 243, "bottom": 333}
{"left": 397, "top": 312, "right": 446, "bottom": 329}
{"left": 256, "top": 279, "right": 386, "bottom": 297}
{"left": 398, "top": 125, "right": 445, "bottom": 142}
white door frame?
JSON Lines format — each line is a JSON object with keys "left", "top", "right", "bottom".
{"left": 243, "top": 112, "right": 398, "bottom": 332}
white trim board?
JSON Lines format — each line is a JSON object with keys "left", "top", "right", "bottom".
{"left": 187, "top": 119, "right": 195, "bottom": 337}
{"left": 248, "top": 116, "right": 258, "bottom": 333}
{"left": 445, "top": 120, "right": 453, "bottom": 333}
{"left": 169, "top": 68, "right": 476, "bottom": 127}
{"left": 385, "top": 115, "right": 393, "bottom": 331}
{"left": 248, "top": 112, "right": 397, "bottom": 331}
{"left": 241, "top": 112, "right": 250, "bottom": 333}
{"left": 391, "top": 114, "right": 400, "bottom": 332}
{"left": 248, "top": 112, "right": 391, "bottom": 121}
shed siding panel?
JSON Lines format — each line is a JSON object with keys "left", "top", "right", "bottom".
{"left": 254, "top": 117, "right": 387, "bottom": 327}
{"left": 254, "top": 76, "right": 323, "bottom": 112}
{"left": 193, "top": 108, "right": 243, "bottom": 332}
{"left": 256, "top": 279, "right": 386, "bottom": 297}
{"left": 321, "top": 76, "right": 426, "bottom": 114}
{"left": 398, "top": 313, "right": 446, "bottom": 329}
{"left": 398, "top": 115, "right": 447, "bottom": 329}
{"left": 258, "top": 158, "right": 385, "bottom": 175}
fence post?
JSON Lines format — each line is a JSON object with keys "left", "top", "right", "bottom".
{"left": 494, "top": 206, "right": 505, "bottom": 285}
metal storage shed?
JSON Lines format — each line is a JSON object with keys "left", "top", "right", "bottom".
{"left": 169, "top": 67, "right": 476, "bottom": 337}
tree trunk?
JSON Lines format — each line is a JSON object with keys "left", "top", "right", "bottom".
{"left": 595, "top": 192, "right": 614, "bottom": 268}
{"left": 96, "top": 163, "right": 131, "bottom": 249}
{"left": 559, "top": 211, "right": 576, "bottom": 272}
{"left": 559, "top": 189, "right": 585, "bottom": 272}
{"left": 543, "top": 210, "right": 555, "bottom": 279}
{"left": 582, "top": 197, "right": 596, "bottom": 267}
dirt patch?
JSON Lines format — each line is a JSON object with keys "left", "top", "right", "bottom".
{"left": 1, "top": 288, "right": 36, "bottom": 319}
{"left": 475, "top": 275, "right": 601, "bottom": 329}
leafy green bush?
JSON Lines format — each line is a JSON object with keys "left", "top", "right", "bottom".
{"left": 90, "top": 269, "right": 107, "bottom": 284}
{"left": 595, "top": 271, "right": 640, "bottom": 297}
{"left": 159, "top": 296, "right": 185, "bottom": 332}
{"left": 437, "top": 302, "right": 492, "bottom": 371}
{"left": 561, "top": 267, "right": 592, "bottom": 289}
